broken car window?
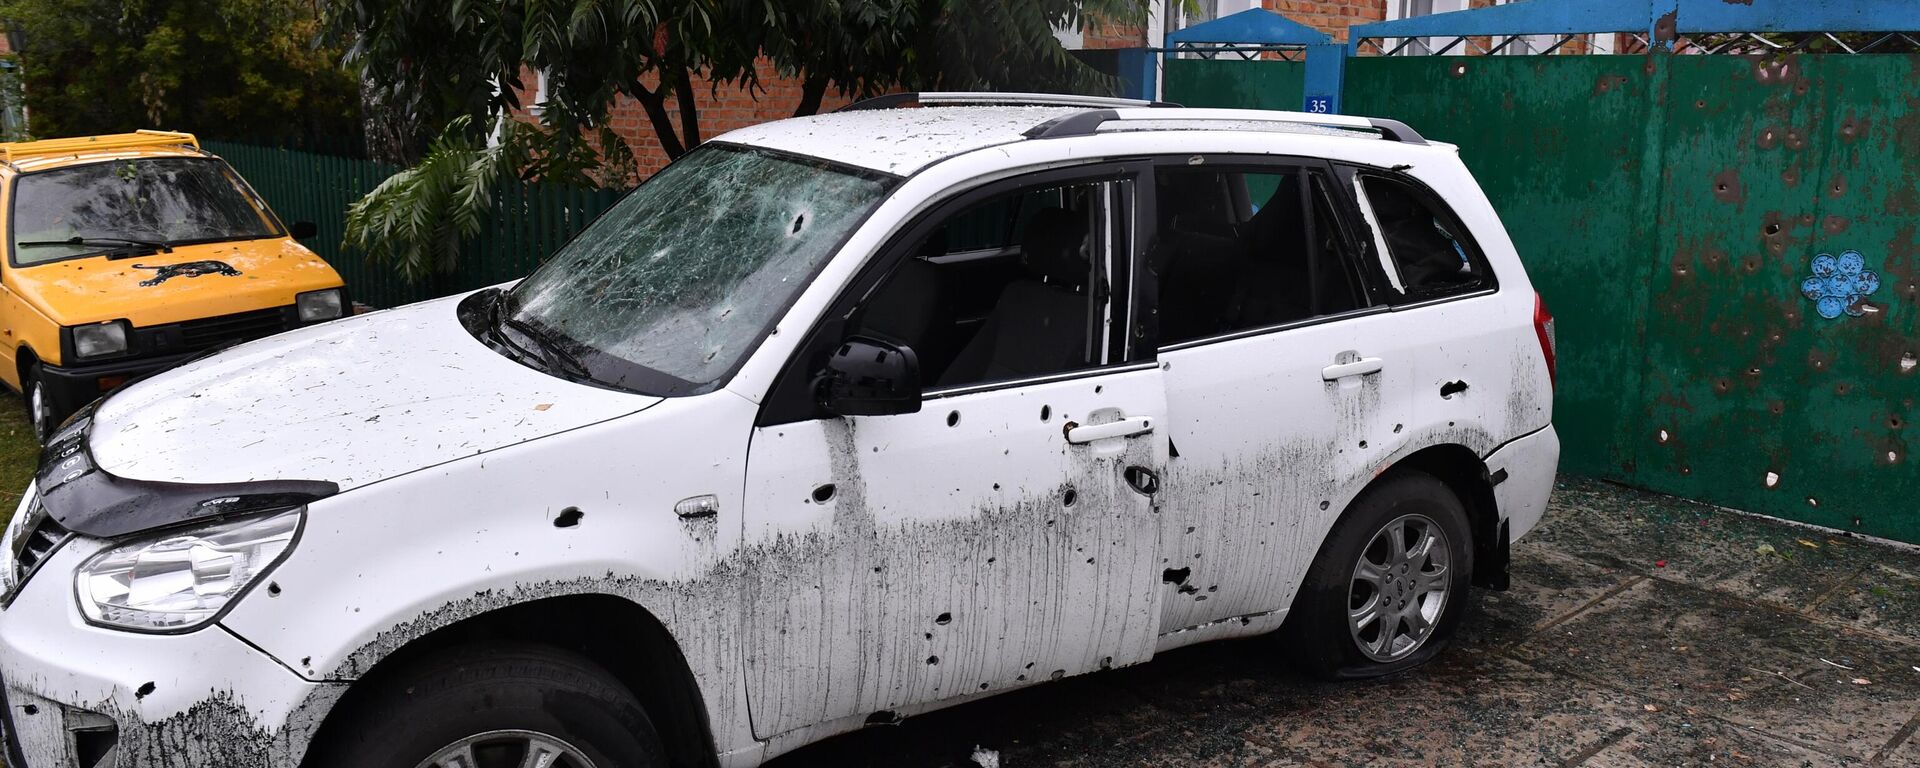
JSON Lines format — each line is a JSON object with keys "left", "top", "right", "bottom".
{"left": 505, "top": 145, "right": 892, "bottom": 396}
{"left": 11, "top": 158, "right": 282, "bottom": 265}
{"left": 1352, "top": 174, "right": 1488, "bottom": 300}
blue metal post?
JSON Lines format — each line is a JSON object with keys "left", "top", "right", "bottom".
{"left": 1302, "top": 43, "right": 1346, "bottom": 115}
{"left": 1108, "top": 48, "right": 1160, "bottom": 101}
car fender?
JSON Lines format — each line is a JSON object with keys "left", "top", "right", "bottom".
{"left": 218, "top": 391, "right": 762, "bottom": 758}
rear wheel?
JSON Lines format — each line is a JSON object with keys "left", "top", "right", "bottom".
{"left": 310, "top": 644, "right": 665, "bottom": 768}
{"left": 1282, "top": 470, "right": 1474, "bottom": 679}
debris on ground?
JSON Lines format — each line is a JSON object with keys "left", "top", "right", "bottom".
{"left": 970, "top": 746, "right": 1001, "bottom": 768}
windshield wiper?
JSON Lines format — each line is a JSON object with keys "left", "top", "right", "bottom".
{"left": 18, "top": 236, "right": 173, "bottom": 257}
{"left": 490, "top": 294, "right": 593, "bottom": 382}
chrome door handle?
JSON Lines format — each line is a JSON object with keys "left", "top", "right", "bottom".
{"left": 1065, "top": 416, "right": 1155, "bottom": 444}
{"left": 1321, "top": 357, "right": 1384, "bottom": 381}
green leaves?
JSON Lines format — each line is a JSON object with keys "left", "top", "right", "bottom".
{"left": 0, "top": 0, "right": 357, "bottom": 142}
{"left": 343, "top": 118, "right": 509, "bottom": 283}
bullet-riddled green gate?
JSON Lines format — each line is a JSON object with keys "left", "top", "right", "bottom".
{"left": 1166, "top": 28, "right": 1920, "bottom": 541}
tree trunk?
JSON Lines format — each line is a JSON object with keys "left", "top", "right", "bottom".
{"left": 359, "top": 74, "right": 419, "bottom": 165}
{"left": 794, "top": 75, "right": 829, "bottom": 117}
{"left": 673, "top": 69, "right": 702, "bottom": 148}
{"left": 632, "top": 83, "right": 687, "bottom": 160}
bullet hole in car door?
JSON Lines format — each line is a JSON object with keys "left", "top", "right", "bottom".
{"left": 1144, "top": 160, "right": 1408, "bottom": 637}
{"left": 742, "top": 168, "right": 1168, "bottom": 739}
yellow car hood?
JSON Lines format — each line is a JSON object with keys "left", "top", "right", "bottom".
{"left": 10, "top": 238, "right": 344, "bottom": 327}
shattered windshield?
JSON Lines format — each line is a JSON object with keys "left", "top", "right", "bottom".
{"left": 11, "top": 158, "right": 282, "bottom": 265}
{"left": 503, "top": 144, "right": 893, "bottom": 396}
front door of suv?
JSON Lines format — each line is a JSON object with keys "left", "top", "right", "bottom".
{"left": 1146, "top": 158, "right": 1415, "bottom": 638}
{"left": 740, "top": 166, "right": 1168, "bottom": 739}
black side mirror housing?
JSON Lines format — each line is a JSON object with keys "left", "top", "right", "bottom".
{"left": 816, "top": 336, "right": 921, "bottom": 417}
{"left": 289, "top": 221, "right": 319, "bottom": 240}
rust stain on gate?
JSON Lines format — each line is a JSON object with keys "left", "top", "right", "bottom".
{"left": 1169, "top": 53, "right": 1920, "bottom": 543}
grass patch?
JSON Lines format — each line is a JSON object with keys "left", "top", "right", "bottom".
{"left": 0, "top": 393, "right": 40, "bottom": 529}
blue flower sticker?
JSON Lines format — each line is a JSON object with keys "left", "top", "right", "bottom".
{"left": 1800, "top": 250, "right": 1879, "bottom": 319}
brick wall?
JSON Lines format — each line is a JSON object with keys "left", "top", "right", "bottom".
{"left": 601, "top": 62, "right": 855, "bottom": 178}
{"left": 1265, "top": 0, "right": 1388, "bottom": 42}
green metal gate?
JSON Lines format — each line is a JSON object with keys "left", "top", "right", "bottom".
{"left": 1166, "top": 43, "right": 1920, "bottom": 542}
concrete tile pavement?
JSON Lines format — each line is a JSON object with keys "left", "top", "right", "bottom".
{"left": 767, "top": 477, "right": 1920, "bottom": 767}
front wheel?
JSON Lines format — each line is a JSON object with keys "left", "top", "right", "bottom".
{"left": 308, "top": 644, "right": 665, "bottom": 768}
{"left": 23, "top": 366, "right": 60, "bottom": 444}
{"left": 1281, "top": 470, "right": 1474, "bottom": 679}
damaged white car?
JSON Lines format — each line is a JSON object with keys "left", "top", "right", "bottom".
{"left": 0, "top": 93, "right": 1558, "bottom": 768}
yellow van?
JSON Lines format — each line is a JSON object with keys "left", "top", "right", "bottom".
{"left": 0, "top": 130, "right": 347, "bottom": 440}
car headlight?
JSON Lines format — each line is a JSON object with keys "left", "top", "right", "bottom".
{"left": 296, "top": 288, "right": 346, "bottom": 323}
{"left": 76, "top": 507, "right": 302, "bottom": 632}
{"left": 72, "top": 320, "right": 130, "bottom": 359}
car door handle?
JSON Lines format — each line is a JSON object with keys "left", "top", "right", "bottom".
{"left": 1065, "top": 416, "right": 1155, "bottom": 444}
{"left": 1321, "top": 357, "right": 1384, "bottom": 380}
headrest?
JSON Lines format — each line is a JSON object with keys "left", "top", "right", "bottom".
{"left": 1019, "top": 207, "right": 1090, "bottom": 288}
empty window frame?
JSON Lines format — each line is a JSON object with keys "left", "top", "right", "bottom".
{"left": 1152, "top": 163, "right": 1371, "bottom": 346}
{"left": 855, "top": 178, "right": 1131, "bottom": 390}
{"left": 1346, "top": 170, "right": 1493, "bottom": 303}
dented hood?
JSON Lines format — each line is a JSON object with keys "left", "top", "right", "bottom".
{"left": 87, "top": 292, "right": 661, "bottom": 491}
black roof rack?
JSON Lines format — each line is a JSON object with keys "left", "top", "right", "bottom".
{"left": 1021, "top": 108, "right": 1427, "bottom": 145}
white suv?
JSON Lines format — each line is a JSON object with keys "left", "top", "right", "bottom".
{"left": 0, "top": 93, "right": 1559, "bottom": 768}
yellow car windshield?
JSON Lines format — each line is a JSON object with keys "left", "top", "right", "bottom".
{"left": 12, "top": 157, "right": 281, "bottom": 265}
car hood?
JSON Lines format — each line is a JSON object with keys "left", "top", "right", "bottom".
{"left": 9, "top": 238, "right": 345, "bottom": 327}
{"left": 87, "top": 291, "right": 661, "bottom": 490}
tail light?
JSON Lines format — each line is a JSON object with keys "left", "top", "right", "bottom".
{"left": 1533, "top": 292, "right": 1557, "bottom": 386}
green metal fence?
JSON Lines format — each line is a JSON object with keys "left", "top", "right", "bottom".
{"left": 205, "top": 141, "right": 625, "bottom": 309}
{"left": 1167, "top": 53, "right": 1920, "bottom": 542}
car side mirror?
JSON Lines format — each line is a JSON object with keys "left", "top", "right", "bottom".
{"left": 816, "top": 336, "right": 921, "bottom": 417}
{"left": 289, "top": 221, "right": 318, "bottom": 240}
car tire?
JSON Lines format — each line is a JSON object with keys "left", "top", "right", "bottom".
{"left": 23, "top": 366, "right": 60, "bottom": 444}
{"left": 1281, "top": 470, "right": 1474, "bottom": 680}
{"left": 308, "top": 644, "right": 666, "bottom": 768}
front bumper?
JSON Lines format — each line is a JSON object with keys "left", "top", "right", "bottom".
{"left": 0, "top": 535, "right": 343, "bottom": 768}
{"left": 38, "top": 352, "right": 203, "bottom": 424}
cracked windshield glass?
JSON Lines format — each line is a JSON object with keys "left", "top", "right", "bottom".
{"left": 11, "top": 158, "right": 282, "bottom": 264}
{"left": 504, "top": 145, "right": 892, "bottom": 395}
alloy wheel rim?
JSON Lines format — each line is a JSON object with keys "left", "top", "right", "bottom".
{"left": 1347, "top": 512, "right": 1452, "bottom": 662}
{"left": 415, "top": 729, "right": 597, "bottom": 768}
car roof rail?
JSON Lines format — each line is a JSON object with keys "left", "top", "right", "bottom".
{"left": 1022, "top": 108, "right": 1428, "bottom": 145}
{"left": 0, "top": 130, "right": 201, "bottom": 162}
{"left": 837, "top": 92, "right": 1183, "bottom": 113}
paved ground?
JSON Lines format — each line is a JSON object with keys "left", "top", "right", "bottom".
{"left": 769, "top": 476, "right": 1920, "bottom": 768}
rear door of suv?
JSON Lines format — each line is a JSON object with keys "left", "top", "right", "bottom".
{"left": 1146, "top": 156, "right": 1418, "bottom": 640}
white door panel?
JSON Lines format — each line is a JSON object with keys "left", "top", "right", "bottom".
{"left": 741, "top": 366, "right": 1168, "bottom": 738}
{"left": 1154, "top": 311, "right": 1414, "bottom": 636}
{"left": 1394, "top": 294, "right": 1551, "bottom": 451}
